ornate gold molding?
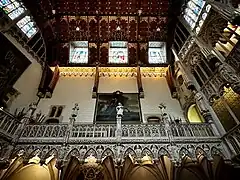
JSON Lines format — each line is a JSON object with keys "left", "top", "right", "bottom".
{"left": 50, "top": 67, "right": 168, "bottom": 78}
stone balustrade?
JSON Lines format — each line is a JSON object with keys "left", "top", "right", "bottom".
{"left": 18, "top": 122, "right": 218, "bottom": 144}
{"left": 0, "top": 110, "right": 21, "bottom": 140}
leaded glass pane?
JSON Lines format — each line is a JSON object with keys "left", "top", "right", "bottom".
{"left": 0, "top": 0, "right": 11, "bottom": 7}
{"left": 16, "top": 15, "right": 30, "bottom": 28}
{"left": 7, "top": 6, "right": 24, "bottom": 19}
{"left": 26, "top": 27, "right": 37, "bottom": 38}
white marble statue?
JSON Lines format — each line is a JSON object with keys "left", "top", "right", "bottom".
{"left": 72, "top": 103, "right": 79, "bottom": 117}
{"left": 116, "top": 102, "right": 124, "bottom": 118}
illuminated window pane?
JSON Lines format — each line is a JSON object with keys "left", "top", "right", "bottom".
{"left": 26, "top": 27, "right": 37, "bottom": 38}
{"left": 0, "top": 0, "right": 25, "bottom": 20}
{"left": 148, "top": 42, "right": 166, "bottom": 64}
{"left": 109, "top": 41, "right": 128, "bottom": 64}
{"left": 0, "top": 0, "right": 11, "bottom": 7}
{"left": 16, "top": 15, "right": 30, "bottom": 28}
{"left": 183, "top": 0, "right": 206, "bottom": 29}
{"left": 69, "top": 41, "right": 88, "bottom": 64}
{"left": 3, "top": 1, "right": 20, "bottom": 13}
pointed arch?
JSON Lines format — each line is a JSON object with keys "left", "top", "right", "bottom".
{"left": 179, "top": 147, "right": 193, "bottom": 159}
{"left": 211, "top": 146, "right": 224, "bottom": 158}
{"left": 10, "top": 148, "right": 26, "bottom": 159}
{"left": 123, "top": 148, "right": 137, "bottom": 159}
{"left": 28, "top": 148, "right": 41, "bottom": 159}
{"left": 158, "top": 147, "right": 171, "bottom": 159}
{"left": 195, "top": 147, "right": 207, "bottom": 160}
{"left": 141, "top": 147, "right": 153, "bottom": 158}
{"left": 84, "top": 148, "right": 97, "bottom": 159}
{"left": 65, "top": 148, "right": 80, "bottom": 160}
{"left": 101, "top": 148, "right": 115, "bottom": 159}
{"left": 44, "top": 148, "right": 58, "bottom": 159}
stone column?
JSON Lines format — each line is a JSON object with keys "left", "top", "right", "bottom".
{"left": 193, "top": 90, "right": 220, "bottom": 135}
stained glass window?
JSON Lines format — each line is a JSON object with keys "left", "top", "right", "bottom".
{"left": 0, "top": 0, "right": 37, "bottom": 38}
{"left": 0, "top": 0, "right": 25, "bottom": 20}
{"left": 148, "top": 42, "right": 166, "bottom": 64}
{"left": 109, "top": 41, "right": 128, "bottom": 64}
{"left": 183, "top": 0, "right": 206, "bottom": 29}
{"left": 69, "top": 41, "right": 89, "bottom": 64}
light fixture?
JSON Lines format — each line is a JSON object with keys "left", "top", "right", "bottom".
{"left": 76, "top": 27, "right": 80, "bottom": 31}
{"left": 52, "top": 10, "right": 56, "bottom": 14}
{"left": 156, "top": 27, "right": 160, "bottom": 32}
{"left": 116, "top": 26, "right": 121, "bottom": 31}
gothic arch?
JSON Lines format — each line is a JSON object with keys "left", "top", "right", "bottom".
{"left": 44, "top": 148, "right": 58, "bottom": 159}
{"left": 84, "top": 148, "right": 97, "bottom": 159}
{"left": 211, "top": 146, "right": 224, "bottom": 158}
{"left": 158, "top": 147, "right": 171, "bottom": 158}
{"left": 123, "top": 148, "right": 137, "bottom": 159}
{"left": 28, "top": 149, "right": 41, "bottom": 159}
{"left": 141, "top": 147, "right": 153, "bottom": 158}
{"left": 179, "top": 147, "right": 193, "bottom": 159}
{"left": 65, "top": 148, "right": 80, "bottom": 160}
{"left": 195, "top": 147, "right": 208, "bottom": 159}
{"left": 101, "top": 148, "right": 115, "bottom": 159}
{"left": 10, "top": 148, "right": 26, "bottom": 159}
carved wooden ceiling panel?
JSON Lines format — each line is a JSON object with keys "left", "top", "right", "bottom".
{"left": 22, "top": 0, "right": 181, "bottom": 66}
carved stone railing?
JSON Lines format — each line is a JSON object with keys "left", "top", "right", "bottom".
{"left": 18, "top": 122, "right": 218, "bottom": 144}
{"left": 0, "top": 110, "right": 21, "bottom": 140}
{"left": 20, "top": 124, "right": 68, "bottom": 143}
{"left": 222, "top": 124, "right": 240, "bottom": 156}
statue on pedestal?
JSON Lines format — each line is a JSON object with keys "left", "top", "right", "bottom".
{"left": 71, "top": 103, "right": 79, "bottom": 118}
{"left": 116, "top": 102, "right": 124, "bottom": 118}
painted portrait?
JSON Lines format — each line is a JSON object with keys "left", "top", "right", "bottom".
{"left": 95, "top": 91, "right": 141, "bottom": 123}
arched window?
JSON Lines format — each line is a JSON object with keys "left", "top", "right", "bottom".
{"left": 0, "top": 0, "right": 38, "bottom": 38}
{"left": 183, "top": 0, "right": 206, "bottom": 29}
{"left": 49, "top": 106, "right": 57, "bottom": 117}
{"left": 56, "top": 106, "right": 63, "bottom": 117}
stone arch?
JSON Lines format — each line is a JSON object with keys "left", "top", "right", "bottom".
{"left": 28, "top": 149, "right": 42, "bottom": 159}
{"left": 84, "top": 148, "right": 97, "bottom": 159}
{"left": 179, "top": 147, "right": 193, "bottom": 159}
{"left": 44, "top": 148, "right": 58, "bottom": 159}
{"left": 65, "top": 148, "right": 80, "bottom": 161}
{"left": 211, "top": 146, "right": 224, "bottom": 158}
{"left": 101, "top": 148, "right": 115, "bottom": 159}
{"left": 158, "top": 147, "right": 171, "bottom": 158}
{"left": 123, "top": 148, "right": 137, "bottom": 159}
{"left": 141, "top": 147, "right": 153, "bottom": 158}
{"left": 195, "top": 147, "right": 208, "bottom": 159}
{"left": 10, "top": 148, "right": 26, "bottom": 159}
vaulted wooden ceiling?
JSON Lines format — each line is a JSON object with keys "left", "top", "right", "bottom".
{"left": 22, "top": 0, "right": 183, "bottom": 66}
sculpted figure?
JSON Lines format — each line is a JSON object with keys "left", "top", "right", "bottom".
{"left": 72, "top": 103, "right": 79, "bottom": 117}
{"left": 116, "top": 103, "right": 124, "bottom": 118}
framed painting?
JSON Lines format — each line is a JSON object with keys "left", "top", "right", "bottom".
{"left": 95, "top": 92, "right": 141, "bottom": 123}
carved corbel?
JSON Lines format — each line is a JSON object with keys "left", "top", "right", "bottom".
{"left": 216, "top": 62, "right": 240, "bottom": 94}
{"left": 92, "top": 65, "right": 99, "bottom": 98}
{"left": 137, "top": 66, "right": 144, "bottom": 98}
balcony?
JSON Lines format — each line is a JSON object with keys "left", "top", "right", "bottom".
{"left": 18, "top": 122, "right": 219, "bottom": 144}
